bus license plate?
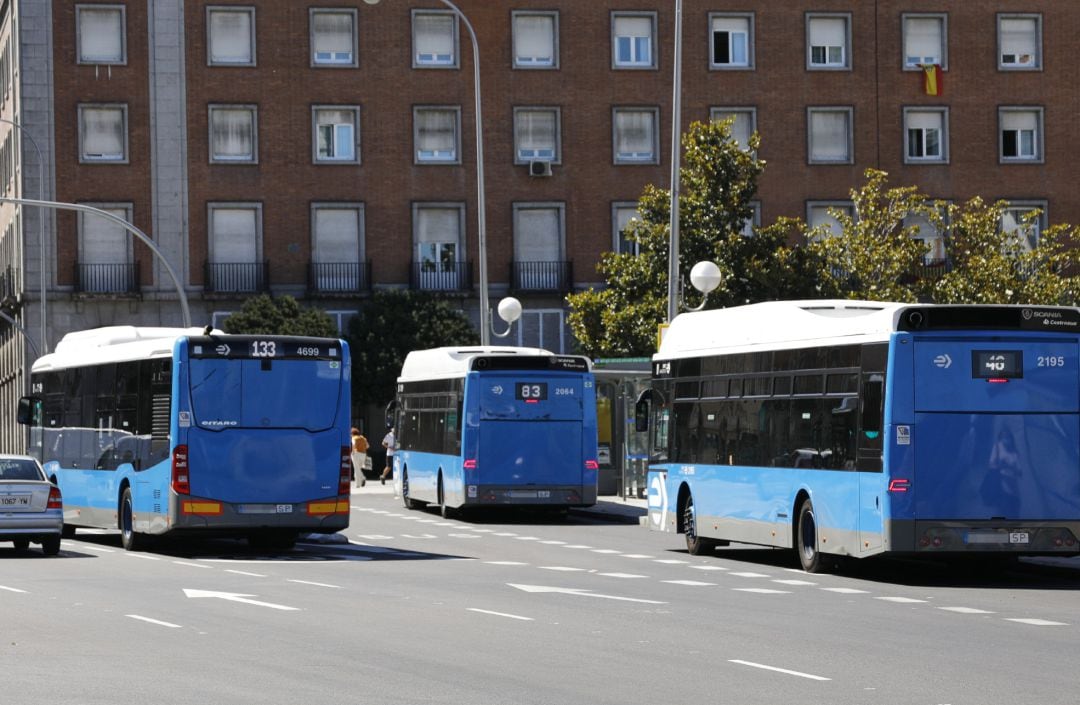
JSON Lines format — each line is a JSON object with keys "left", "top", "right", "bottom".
{"left": 276, "top": 504, "right": 293, "bottom": 514}
{"left": 1009, "top": 532, "right": 1029, "bottom": 544}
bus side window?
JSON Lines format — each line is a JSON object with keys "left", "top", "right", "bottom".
{"left": 860, "top": 374, "right": 883, "bottom": 437}
{"left": 651, "top": 404, "right": 670, "bottom": 463}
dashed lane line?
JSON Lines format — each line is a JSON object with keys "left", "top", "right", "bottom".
{"left": 939, "top": 607, "right": 995, "bottom": 615}
{"left": 663, "top": 580, "right": 718, "bottom": 586}
{"left": 226, "top": 570, "right": 267, "bottom": 578}
{"left": 172, "top": 561, "right": 211, "bottom": 569}
{"left": 0, "top": 585, "right": 28, "bottom": 593}
{"left": 126, "top": 615, "right": 182, "bottom": 629}
{"left": 729, "top": 571, "right": 769, "bottom": 578}
{"left": 597, "top": 572, "right": 648, "bottom": 579}
{"left": 729, "top": 659, "right": 830, "bottom": 681}
{"left": 467, "top": 608, "right": 534, "bottom": 622}
{"left": 773, "top": 579, "right": 817, "bottom": 586}
{"left": 875, "top": 596, "right": 928, "bottom": 604}
{"left": 288, "top": 580, "right": 342, "bottom": 589}
{"left": 821, "top": 587, "right": 869, "bottom": 594}
{"left": 540, "top": 566, "right": 588, "bottom": 572}
{"left": 732, "top": 588, "right": 791, "bottom": 594}
{"left": 1004, "top": 618, "right": 1069, "bottom": 626}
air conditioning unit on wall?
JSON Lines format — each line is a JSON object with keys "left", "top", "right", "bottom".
{"left": 528, "top": 160, "right": 553, "bottom": 177}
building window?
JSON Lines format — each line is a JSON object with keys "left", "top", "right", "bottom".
{"left": 904, "top": 108, "right": 948, "bottom": 163}
{"left": 1001, "top": 203, "right": 1046, "bottom": 252}
{"left": 741, "top": 202, "right": 762, "bottom": 237}
{"left": 710, "top": 107, "right": 756, "bottom": 151}
{"left": 78, "top": 204, "right": 133, "bottom": 293}
{"left": 807, "top": 202, "right": 853, "bottom": 239}
{"left": 414, "top": 204, "right": 465, "bottom": 290}
{"left": 807, "top": 14, "right": 849, "bottom": 69}
{"left": 514, "top": 108, "right": 559, "bottom": 163}
{"left": 76, "top": 5, "right": 126, "bottom": 64}
{"left": 513, "top": 203, "right": 565, "bottom": 291}
{"left": 78, "top": 104, "right": 127, "bottom": 163}
{"left": 613, "top": 108, "right": 659, "bottom": 164}
{"left": 413, "top": 10, "right": 457, "bottom": 68}
{"left": 414, "top": 107, "right": 460, "bottom": 164}
{"left": 207, "top": 6, "right": 255, "bottom": 66}
{"left": 208, "top": 204, "right": 263, "bottom": 291}
{"left": 999, "top": 108, "right": 1043, "bottom": 162}
{"left": 710, "top": 14, "right": 752, "bottom": 69}
{"left": 311, "top": 9, "right": 357, "bottom": 67}
{"left": 516, "top": 309, "right": 567, "bottom": 353}
{"left": 612, "top": 12, "right": 655, "bottom": 69}
{"left": 613, "top": 203, "right": 642, "bottom": 255}
{"left": 902, "top": 14, "right": 946, "bottom": 69}
{"left": 513, "top": 11, "right": 557, "bottom": 68}
{"left": 311, "top": 204, "right": 365, "bottom": 291}
{"left": 999, "top": 15, "right": 1041, "bottom": 70}
{"left": 903, "top": 210, "right": 946, "bottom": 262}
{"left": 313, "top": 106, "right": 359, "bottom": 163}
{"left": 209, "top": 105, "right": 257, "bottom": 163}
{"left": 807, "top": 107, "right": 852, "bottom": 164}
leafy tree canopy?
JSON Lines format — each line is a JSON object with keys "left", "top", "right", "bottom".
{"left": 222, "top": 294, "right": 339, "bottom": 337}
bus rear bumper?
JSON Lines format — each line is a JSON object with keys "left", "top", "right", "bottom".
{"left": 167, "top": 494, "right": 349, "bottom": 534}
{"left": 889, "top": 519, "right": 1080, "bottom": 554}
{"left": 466, "top": 484, "right": 597, "bottom": 508}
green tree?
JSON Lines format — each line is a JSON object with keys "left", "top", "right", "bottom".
{"left": 345, "top": 289, "right": 479, "bottom": 408}
{"left": 222, "top": 294, "right": 339, "bottom": 337}
{"left": 567, "top": 119, "right": 816, "bottom": 358}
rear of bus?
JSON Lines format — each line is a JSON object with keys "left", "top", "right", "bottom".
{"left": 462, "top": 355, "right": 598, "bottom": 508}
{"left": 170, "top": 335, "right": 351, "bottom": 538}
{"left": 886, "top": 306, "right": 1080, "bottom": 556}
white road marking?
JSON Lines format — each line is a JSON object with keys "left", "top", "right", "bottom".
{"left": 183, "top": 589, "right": 300, "bottom": 611}
{"left": 540, "top": 540, "right": 567, "bottom": 545}
{"left": 1004, "top": 618, "right": 1068, "bottom": 626}
{"left": 467, "top": 608, "right": 534, "bottom": 621}
{"left": 663, "top": 580, "right": 717, "bottom": 586}
{"left": 597, "top": 572, "right": 648, "bottom": 579}
{"left": 288, "top": 580, "right": 342, "bottom": 589}
{"left": 515, "top": 536, "right": 540, "bottom": 541}
{"left": 0, "top": 585, "right": 27, "bottom": 593}
{"left": 875, "top": 596, "right": 927, "bottom": 604}
{"left": 591, "top": 549, "right": 621, "bottom": 554}
{"left": 732, "top": 588, "right": 790, "bottom": 594}
{"left": 75, "top": 544, "right": 115, "bottom": 553}
{"left": 125, "top": 553, "right": 161, "bottom": 561}
{"left": 400, "top": 534, "right": 437, "bottom": 539}
{"left": 730, "top": 571, "right": 769, "bottom": 578}
{"left": 485, "top": 561, "right": 528, "bottom": 566}
{"left": 654, "top": 559, "right": 688, "bottom": 564}
{"left": 540, "top": 566, "right": 588, "bottom": 572}
{"left": 433, "top": 522, "right": 455, "bottom": 527}
{"left": 470, "top": 529, "right": 495, "bottom": 533}
{"left": 938, "top": 607, "right": 995, "bottom": 615}
{"left": 448, "top": 533, "right": 481, "bottom": 539}
{"left": 225, "top": 570, "right": 266, "bottom": 578}
{"left": 689, "top": 565, "right": 727, "bottom": 571}
{"left": 126, "top": 615, "right": 182, "bottom": 629}
{"left": 355, "top": 534, "right": 394, "bottom": 540}
{"left": 821, "top": 587, "right": 869, "bottom": 594}
{"left": 493, "top": 532, "right": 518, "bottom": 537}
{"left": 621, "top": 554, "right": 654, "bottom": 559}
{"left": 508, "top": 583, "right": 667, "bottom": 604}
{"left": 729, "top": 659, "right": 830, "bottom": 681}
{"left": 172, "top": 561, "right": 211, "bottom": 569}
{"left": 773, "top": 579, "right": 817, "bottom": 586}
{"left": 563, "top": 545, "right": 592, "bottom": 549}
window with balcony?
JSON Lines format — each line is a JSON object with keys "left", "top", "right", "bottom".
{"left": 807, "top": 107, "right": 852, "bottom": 163}
{"left": 710, "top": 14, "right": 752, "bottom": 69}
{"left": 514, "top": 108, "right": 559, "bottom": 163}
{"left": 77, "top": 5, "right": 126, "bottom": 64}
{"left": 414, "top": 107, "right": 460, "bottom": 164}
{"left": 613, "top": 203, "right": 642, "bottom": 255}
{"left": 710, "top": 107, "right": 756, "bottom": 151}
{"left": 207, "top": 6, "right": 255, "bottom": 66}
{"left": 311, "top": 9, "right": 357, "bottom": 67}
{"left": 807, "top": 14, "right": 849, "bottom": 69}
{"left": 79, "top": 104, "right": 127, "bottom": 163}
{"left": 613, "top": 108, "right": 659, "bottom": 164}
{"left": 207, "top": 204, "right": 263, "bottom": 292}
{"left": 1001, "top": 203, "right": 1046, "bottom": 252}
{"left": 513, "top": 204, "right": 567, "bottom": 292}
{"left": 413, "top": 204, "right": 467, "bottom": 290}
{"left": 904, "top": 108, "right": 948, "bottom": 163}
{"left": 413, "top": 11, "right": 457, "bottom": 67}
{"left": 999, "top": 15, "right": 1041, "bottom": 69}
{"left": 612, "top": 13, "right": 655, "bottom": 69}
{"left": 903, "top": 14, "right": 946, "bottom": 69}
{"left": 903, "top": 210, "right": 947, "bottom": 263}
{"left": 78, "top": 205, "right": 136, "bottom": 293}
{"left": 313, "top": 106, "right": 359, "bottom": 163}
{"left": 209, "top": 105, "right": 257, "bottom": 163}
{"left": 311, "top": 204, "right": 366, "bottom": 292}
{"left": 807, "top": 202, "right": 853, "bottom": 239}
{"left": 999, "top": 107, "right": 1043, "bottom": 162}
{"left": 513, "top": 11, "right": 557, "bottom": 68}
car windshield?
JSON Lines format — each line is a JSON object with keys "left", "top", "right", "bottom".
{"left": 0, "top": 458, "right": 42, "bottom": 481}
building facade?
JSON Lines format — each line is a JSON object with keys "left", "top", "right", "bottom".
{"left": 0, "top": 0, "right": 1076, "bottom": 450}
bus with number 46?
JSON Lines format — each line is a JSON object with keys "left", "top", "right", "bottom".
{"left": 638, "top": 301, "right": 1080, "bottom": 572}
{"left": 18, "top": 326, "right": 352, "bottom": 551}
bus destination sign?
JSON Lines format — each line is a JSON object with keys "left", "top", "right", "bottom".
{"left": 188, "top": 336, "right": 341, "bottom": 361}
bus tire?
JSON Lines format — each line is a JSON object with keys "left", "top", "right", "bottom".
{"left": 13, "top": 538, "right": 29, "bottom": 552}
{"left": 438, "top": 476, "right": 454, "bottom": 519}
{"left": 249, "top": 531, "right": 297, "bottom": 552}
{"left": 796, "top": 499, "right": 830, "bottom": 573}
{"left": 683, "top": 492, "right": 716, "bottom": 556}
{"left": 401, "top": 469, "right": 424, "bottom": 510}
{"left": 119, "top": 488, "right": 151, "bottom": 552}
{"left": 41, "top": 535, "right": 61, "bottom": 556}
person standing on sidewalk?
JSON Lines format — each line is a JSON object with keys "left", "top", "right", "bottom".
{"left": 351, "top": 427, "right": 369, "bottom": 487}
{"left": 380, "top": 425, "right": 395, "bottom": 485}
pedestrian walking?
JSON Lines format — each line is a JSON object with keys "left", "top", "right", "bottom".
{"left": 380, "top": 425, "right": 395, "bottom": 484}
{"left": 351, "top": 427, "right": 369, "bottom": 488}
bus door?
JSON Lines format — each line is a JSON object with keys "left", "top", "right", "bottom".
{"left": 476, "top": 373, "right": 586, "bottom": 486}
{"left": 857, "top": 344, "right": 887, "bottom": 553}
{"left": 912, "top": 338, "right": 1080, "bottom": 522}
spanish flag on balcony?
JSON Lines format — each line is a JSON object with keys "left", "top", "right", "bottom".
{"left": 921, "top": 63, "right": 943, "bottom": 96}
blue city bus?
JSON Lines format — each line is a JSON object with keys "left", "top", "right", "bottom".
{"left": 17, "top": 327, "right": 352, "bottom": 551}
{"left": 391, "top": 346, "right": 599, "bottom": 516}
{"left": 640, "top": 301, "right": 1080, "bottom": 572}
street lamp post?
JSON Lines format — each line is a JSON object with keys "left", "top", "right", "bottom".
{"left": 364, "top": 0, "right": 492, "bottom": 344}
{"left": 666, "top": 0, "right": 684, "bottom": 324}
{"left": 0, "top": 118, "right": 47, "bottom": 355}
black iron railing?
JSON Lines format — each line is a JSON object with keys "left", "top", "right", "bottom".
{"left": 74, "top": 261, "right": 141, "bottom": 294}
{"left": 409, "top": 260, "right": 472, "bottom": 292}
{"left": 510, "top": 260, "right": 573, "bottom": 293}
{"left": 307, "top": 261, "right": 372, "bottom": 294}
{"left": 204, "top": 261, "right": 269, "bottom": 293}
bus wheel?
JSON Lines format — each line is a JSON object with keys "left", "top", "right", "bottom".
{"left": 120, "top": 488, "right": 150, "bottom": 552}
{"left": 401, "top": 469, "right": 424, "bottom": 510}
{"left": 12, "top": 538, "right": 29, "bottom": 552}
{"left": 683, "top": 493, "right": 715, "bottom": 556}
{"left": 438, "top": 476, "right": 454, "bottom": 519}
{"left": 796, "top": 499, "right": 829, "bottom": 573}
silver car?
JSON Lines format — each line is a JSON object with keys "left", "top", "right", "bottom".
{"left": 0, "top": 454, "right": 62, "bottom": 556}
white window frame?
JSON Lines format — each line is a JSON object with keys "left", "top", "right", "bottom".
{"left": 998, "top": 14, "right": 1042, "bottom": 70}
{"left": 806, "top": 13, "right": 850, "bottom": 70}
{"left": 740, "top": 201, "right": 762, "bottom": 237}
{"left": 612, "top": 202, "right": 642, "bottom": 255}
{"left": 709, "top": 13, "right": 753, "bottom": 70}
{"left": 412, "top": 10, "right": 458, "bottom": 69}
{"left": 413, "top": 106, "right": 461, "bottom": 165}
{"left": 312, "top": 106, "right": 360, "bottom": 164}
{"left": 513, "top": 107, "right": 561, "bottom": 164}
{"left": 612, "top": 12, "right": 656, "bottom": 70}
{"left": 413, "top": 202, "right": 466, "bottom": 290}
{"left": 515, "top": 309, "right": 567, "bottom": 354}
{"left": 999, "top": 107, "right": 1043, "bottom": 163}
{"left": 206, "top": 6, "right": 256, "bottom": 67}
{"left": 1001, "top": 201, "right": 1047, "bottom": 252}
{"left": 310, "top": 8, "right": 358, "bottom": 68}
{"left": 512, "top": 11, "right": 558, "bottom": 69}
{"left": 78, "top": 103, "right": 128, "bottom": 163}
{"left": 208, "top": 105, "right": 258, "bottom": 164}
{"left": 207, "top": 202, "right": 264, "bottom": 265}
{"left": 709, "top": 107, "right": 757, "bottom": 152}
{"left": 901, "top": 13, "right": 947, "bottom": 70}
{"left": 76, "top": 4, "right": 126, "bottom": 65}
{"left": 612, "top": 107, "right": 660, "bottom": 165}
{"left": 806, "top": 201, "right": 854, "bottom": 240}
{"left": 903, "top": 107, "right": 949, "bottom": 164}
{"left": 806, "top": 106, "right": 853, "bottom": 164}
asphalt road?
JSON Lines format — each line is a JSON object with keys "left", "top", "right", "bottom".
{"left": 3, "top": 487, "right": 1078, "bottom": 705}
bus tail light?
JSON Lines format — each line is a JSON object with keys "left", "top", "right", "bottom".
{"left": 585, "top": 460, "right": 599, "bottom": 470}
{"left": 172, "top": 445, "right": 190, "bottom": 495}
{"left": 339, "top": 447, "right": 351, "bottom": 496}
{"left": 888, "top": 479, "right": 910, "bottom": 493}
{"left": 463, "top": 459, "right": 477, "bottom": 470}
{"left": 47, "top": 485, "right": 62, "bottom": 509}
